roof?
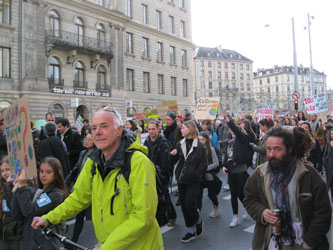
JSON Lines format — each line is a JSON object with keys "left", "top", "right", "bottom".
{"left": 193, "top": 46, "right": 253, "bottom": 62}
{"left": 253, "top": 65, "right": 325, "bottom": 77}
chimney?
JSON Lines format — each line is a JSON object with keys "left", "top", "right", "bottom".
{"left": 216, "top": 45, "right": 222, "bottom": 53}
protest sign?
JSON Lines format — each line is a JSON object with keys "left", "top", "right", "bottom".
{"left": 147, "top": 109, "right": 159, "bottom": 119}
{"left": 75, "top": 114, "right": 84, "bottom": 130}
{"left": 195, "top": 97, "right": 219, "bottom": 120}
{"left": 304, "top": 94, "right": 328, "bottom": 114}
{"left": 257, "top": 106, "right": 274, "bottom": 121}
{"left": 35, "top": 120, "right": 46, "bottom": 130}
{"left": 317, "top": 111, "right": 327, "bottom": 124}
{"left": 133, "top": 113, "right": 146, "bottom": 120}
{"left": 3, "top": 96, "right": 37, "bottom": 177}
{"left": 156, "top": 100, "right": 178, "bottom": 117}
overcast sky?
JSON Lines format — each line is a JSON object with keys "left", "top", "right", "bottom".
{"left": 191, "top": 0, "right": 333, "bottom": 88}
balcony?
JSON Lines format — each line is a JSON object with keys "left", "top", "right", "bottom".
{"left": 48, "top": 78, "right": 64, "bottom": 88}
{"left": 73, "top": 80, "right": 88, "bottom": 89}
{"left": 96, "top": 83, "right": 110, "bottom": 92}
{"left": 46, "top": 30, "right": 113, "bottom": 59}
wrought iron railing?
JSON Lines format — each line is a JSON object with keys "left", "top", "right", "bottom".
{"left": 73, "top": 80, "right": 88, "bottom": 89}
{"left": 96, "top": 83, "right": 110, "bottom": 91}
{"left": 48, "top": 78, "right": 64, "bottom": 87}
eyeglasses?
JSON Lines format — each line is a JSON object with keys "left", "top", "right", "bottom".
{"left": 98, "top": 106, "right": 121, "bottom": 121}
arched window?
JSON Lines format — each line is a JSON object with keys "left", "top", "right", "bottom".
{"left": 50, "top": 103, "right": 64, "bottom": 118}
{"left": 0, "top": 0, "right": 11, "bottom": 25}
{"left": 49, "top": 10, "right": 60, "bottom": 37}
{"left": 97, "top": 65, "right": 106, "bottom": 89}
{"left": 97, "top": 24, "right": 105, "bottom": 48}
{"left": 48, "top": 57, "right": 61, "bottom": 85}
{"left": 74, "top": 61, "right": 86, "bottom": 88}
{"left": 74, "top": 17, "right": 84, "bottom": 46}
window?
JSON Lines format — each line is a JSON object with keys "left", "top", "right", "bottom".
{"left": 49, "top": 10, "right": 60, "bottom": 37}
{"left": 179, "top": 0, "right": 185, "bottom": 8}
{"left": 171, "top": 77, "right": 176, "bottom": 95}
{"left": 240, "top": 82, "right": 244, "bottom": 90}
{"left": 209, "top": 81, "right": 212, "bottom": 89}
{"left": 218, "top": 72, "right": 221, "bottom": 78}
{"left": 158, "top": 74, "right": 164, "bottom": 94}
{"left": 286, "top": 75, "right": 290, "bottom": 82}
{"left": 97, "top": 24, "right": 105, "bottom": 48}
{"left": 169, "top": 46, "right": 176, "bottom": 64}
{"left": 208, "top": 71, "right": 212, "bottom": 78}
{"left": 156, "top": 10, "right": 162, "bottom": 29}
{"left": 181, "top": 49, "right": 187, "bottom": 67}
{"left": 125, "top": 0, "right": 132, "bottom": 17}
{"left": 0, "top": 47, "right": 10, "bottom": 78}
{"left": 142, "top": 4, "right": 148, "bottom": 24}
{"left": 96, "top": 0, "right": 104, "bottom": 6}
{"left": 0, "top": 0, "right": 11, "bottom": 25}
{"left": 225, "top": 62, "right": 228, "bottom": 69}
{"left": 260, "top": 79, "right": 262, "bottom": 85}
{"left": 232, "top": 72, "right": 235, "bottom": 80}
{"left": 200, "top": 60, "right": 204, "bottom": 67}
{"left": 74, "top": 17, "right": 84, "bottom": 46}
{"left": 240, "top": 73, "right": 243, "bottom": 80}
{"left": 276, "top": 86, "right": 279, "bottom": 92}
{"left": 142, "top": 37, "right": 149, "bottom": 57}
{"left": 143, "top": 72, "right": 150, "bottom": 93}
{"left": 180, "top": 21, "right": 186, "bottom": 37}
{"left": 247, "top": 73, "right": 250, "bottom": 80}
{"left": 247, "top": 83, "right": 250, "bottom": 90}
{"left": 48, "top": 57, "right": 60, "bottom": 84}
{"left": 157, "top": 42, "right": 163, "bottom": 61}
{"left": 267, "top": 77, "right": 270, "bottom": 84}
{"left": 169, "top": 15, "right": 174, "bottom": 34}
{"left": 74, "top": 61, "right": 85, "bottom": 88}
{"left": 275, "top": 76, "right": 278, "bottom": 82}
{"left": 246, "top": 64, "right": 250, "bottom": 70}
{"left": 208, "top": 61, "right": 212, "bottom": 67}
{"left": 183, "top": 79, "right": 188, "bottom": 97}
{"left": 97, "top": 65, "right": 106, "bottom": 88}
{"left": 240, "top": 64, "right": 243, "bottom": 70}
{"left": 217, "top": 62, "right": 221, "bottom": 68}
{"left": 209, "top": 92, "right": 213, "bottom": 97}
{"left": 231, "top": 63, "right": 235, "bottom": 69}
{"left": 126, "top": 32, "right": 134, "bottom": 54}
{"left": 225, "top": 72, "right": 228, "bottom": 79}
{"left": 127, "top": 69, "right": 134, "bottom": 91}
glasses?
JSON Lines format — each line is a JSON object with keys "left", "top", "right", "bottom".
{"left": 99, "top": 106, "right": 121, "bottom": 121}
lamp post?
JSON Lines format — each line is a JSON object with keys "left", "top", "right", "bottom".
{"left": 307, "top": 13, "right": 315, "bottom": 96}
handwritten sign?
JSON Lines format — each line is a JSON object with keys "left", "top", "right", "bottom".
{"left": 156, "top": 100, "right": 178, "bottom": 117}
{"left": 133, "top": 113, "right": 146, "bottom": 120}
{"left": 195, "top": 97, "right": 219, "bottom": 120}
{"left": 257, "top": 106, "right": 274, "bottom": 121}
{"left": 304, "top": 94, "right": 328, "bottom": 114}
{"left": 3, "top": 96, "right": 37, "bottom": 177}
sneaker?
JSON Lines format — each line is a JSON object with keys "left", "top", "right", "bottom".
{"left": 222, "top": 184, "right": 230, "bottom": 192}
{"left": 229, "top": 216, "right": 239, "bottom": 228}
{"left": 167, "top": 218, "right": 176, "bottom": 227}
{"left": 196, "top": 220, "right": 203, "bottom": 236}
{"left": 181, "top": 233, "right": 196, "bottom": 243}
{"left": 209, "top": 206, "right": 220, "bottom": 218}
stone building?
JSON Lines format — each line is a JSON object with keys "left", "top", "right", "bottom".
{"left": 0, "top": 0, "right": 195, "bottom": 123}
{"left": 253, "top": 65, "right": 327, "bottom": 111}
{"left": 193, "top": 46, "right": 253, "bottom": 113}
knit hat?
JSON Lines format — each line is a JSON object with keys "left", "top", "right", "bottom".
{"left": 167, "top": 112, "right": 177, "bottom": 120}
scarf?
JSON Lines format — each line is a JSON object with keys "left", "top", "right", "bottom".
{"left": 270, "top": 160, "right": 296, "bottom": 245}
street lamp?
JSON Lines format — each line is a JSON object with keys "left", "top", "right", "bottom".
{"left": 307, "top": 13, "right": 315, "bottom": 96}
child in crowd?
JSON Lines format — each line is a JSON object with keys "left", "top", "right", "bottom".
{"left": 0, "top": 156, "right": 23, "bottom": 250}
{"left": 11, "top": 157, "right": 68, "bottom": 250}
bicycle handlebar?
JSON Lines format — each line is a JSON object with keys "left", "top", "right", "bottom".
{"left": 42, "top": 227, "right": 92, "bottom": 250}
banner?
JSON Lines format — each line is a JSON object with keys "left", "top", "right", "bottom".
{"left": 3, "top": 96, "right": 37, "bottom": 177}
{"left": 257, "top": 106, "right": 274, "bottom": 121}
{"left": 195, "top": 97, "right": 219, "bottom": 120}
{"left": 133, "top": 113, "right": 146, "bottom": 120}
{"left": 304, "top": 94, "right": 328, "bottom": 114}
{"left": 156, "top": 100, "right": 178, "bottom": 117}
{"left": 75, "top": 115, "right": 84, "bottom": 130}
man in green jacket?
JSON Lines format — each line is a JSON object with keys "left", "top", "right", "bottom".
{"left": 31, "top": 107, "right": 164, "bottom": 250}
{"left": 243, "top": 126, "right": 331, "bottom": 250}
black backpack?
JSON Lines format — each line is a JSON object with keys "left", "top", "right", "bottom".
{"left": 91, "top": 149, "right": 166, "bottom": 215}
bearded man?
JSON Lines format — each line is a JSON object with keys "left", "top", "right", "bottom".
{"left": 243, "top": 126, "right": 331, "bottom": 250}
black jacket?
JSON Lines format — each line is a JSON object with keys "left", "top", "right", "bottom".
{"left": 36, "top": 135, "right": 70, "bottom": 177}
{"left": 164, "top": 122, "right": 182, "bottom": 149}
{"left": 223, "top": 120, "right": 250, "bottom": 166}
{"left": 171, "top": 138, "right": 207, "bottom": 185}
{"left": 0, "top": 181, "right": 23, "bottom": 242}
{"left": 61, "top": 128, "right": 84, "bottom": 170}
{"left": 144, "top": 134, "right": 172, "bottom": 183}
{"left": 11, "top": 185, "right": 65, "bottom": 250}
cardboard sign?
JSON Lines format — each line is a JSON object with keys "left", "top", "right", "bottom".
{"left": 257, "top": 106, "right": 274, "bottom": 121}
{"left": 3, "top": 96, "right": 37, "bottom": 177}
{"left": 147, "top": 109, "right": 159, "bottom": 119}
{"left": 156, "top": 100, "right": 178, "bottom": 117}
{"left": 317, "top": 111, "right": 327, "bottom": 124}
{"left": 195, "top": 97, "right": 219, "bottom": 120}
{"left": 133, "top": 113, "right": 146, "bottom": 120}
{"left": 304, "top": 94, "right": 328, "bottom": 114}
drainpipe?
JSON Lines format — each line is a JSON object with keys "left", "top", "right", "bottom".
{"left": 18, "top": 0, "right": 23, "bottom": 97}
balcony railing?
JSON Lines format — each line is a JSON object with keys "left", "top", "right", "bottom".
{"left": 48, "top": 78, "right": 64, "bottom": 87}
{"left": 96, "top": 83, "right": 110, "bottom": 91}
{"left": 46, "top": 30, "right": 113, "bottom": 59}
{"left": 73, "top": 80, "right": 88, "bottom": 89}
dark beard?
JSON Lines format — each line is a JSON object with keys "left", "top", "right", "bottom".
{"left": 268, "top": 153, "right": 293, "bottom": 177}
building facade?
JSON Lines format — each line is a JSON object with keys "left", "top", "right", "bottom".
{"left": 0, "top": 0, "right": 194, "bottom": 123}
{"left": 193, "top": 46, "right": 253, "bottom": 113}
{"left": 253, "top": 65, "right": 327, "bottom": 111}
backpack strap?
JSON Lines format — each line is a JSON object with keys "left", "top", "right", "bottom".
{"left": 110, "top": 149, "right": 136, "bottom": 215}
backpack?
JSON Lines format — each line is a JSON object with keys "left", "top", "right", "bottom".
{"left": 91, "top": 149, "right": 166, "bottom": 216}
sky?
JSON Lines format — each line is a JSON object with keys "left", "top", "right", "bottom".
{"left": 191, "top": 0, "right": 333, "bottom": 88}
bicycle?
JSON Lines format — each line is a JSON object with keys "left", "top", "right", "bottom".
{"left": 42, "top": 227, "right": 92, "bottom": 250}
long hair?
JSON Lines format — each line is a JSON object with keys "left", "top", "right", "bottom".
{"left": 242, "top": 119, "right": 257, "bottom": 141}
{"left": 293, "top": 126, "right": 312, "bottom": 160}
{"left": 126, "top": 120, "right": 137, "bottom": 132}
{"left": 183, "top": 120, "right": 198, "bottom": 139}
{"left": 199, "top": 132, "right": 212, "bottom": 164}
{"left": 0, "top": 156, "right": 9, "bottom": 201}
{"left": 39, "top": 157, "right": 68, "bottom": 198}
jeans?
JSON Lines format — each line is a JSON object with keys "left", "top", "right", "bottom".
{"left": 178, "top": 183, "right": 200, "bottom": 227}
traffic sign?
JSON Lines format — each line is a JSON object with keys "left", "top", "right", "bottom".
{"left": 292, "top": 91, "right": 300, "bottom": 100}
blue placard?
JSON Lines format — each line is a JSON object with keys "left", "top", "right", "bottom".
{"left": 2, "top": 200, "right": 10, "bottom": 212}
{"left": 36, "top": 193, "right": 51, "bottom": 207}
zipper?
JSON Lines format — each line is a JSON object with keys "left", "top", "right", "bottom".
{"left": 122, "top": 185, "right": 129, "bottom": 218}
{"left": 100, "top": 179, "right": 104, "bottom": 222}
{"left": 295, "top": 170, "right": 307, "bottom": 225}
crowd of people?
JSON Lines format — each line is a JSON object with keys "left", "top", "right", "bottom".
{"left": 0, "top": 107, "right": 332, "bottom": 250}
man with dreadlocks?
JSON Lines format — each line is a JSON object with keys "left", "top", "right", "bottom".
{"left": 243, "top": 126, "right": 331, "bottom": 250}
